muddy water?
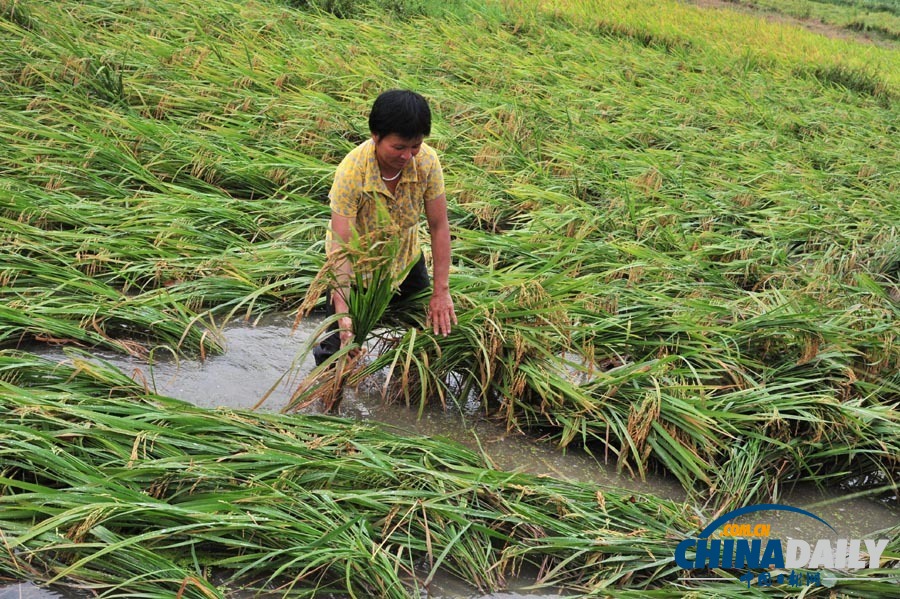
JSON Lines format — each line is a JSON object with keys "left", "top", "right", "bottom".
{"left": 8, "top": 313, "right": 898, "bottom": 598}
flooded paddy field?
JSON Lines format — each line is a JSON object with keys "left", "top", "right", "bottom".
{"left": 2, "top": 0, "right": 898, "bottom": 596}
{"left": 6, "top": 314, "right": 896, "bottom": 599}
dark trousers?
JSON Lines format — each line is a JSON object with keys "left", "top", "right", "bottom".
{"left": 313, "top": 254, "right": 430, "bottom": 366}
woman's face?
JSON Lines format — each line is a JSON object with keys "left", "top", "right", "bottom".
{"left": 372, "top": 133, "right": 423, "bottom": 173}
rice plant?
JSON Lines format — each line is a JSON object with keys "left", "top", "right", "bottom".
{"left": 721, "top": 0, "right": 900, "bottom": 42}
{"left": 2, "top": 0, "right": 898, "bottom": 558}
{"left": 0, "top": 350, "right": 697, "bottom": 597}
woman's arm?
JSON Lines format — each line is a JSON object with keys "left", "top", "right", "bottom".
{"left": 329, "top": 211, "right": 355, "bottom": 347}
{"left": 425, "top": 193, "right": 456, "bottom": 336}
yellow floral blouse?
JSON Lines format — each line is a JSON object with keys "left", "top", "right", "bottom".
{"left": 328, "top": 138, "right": 445, "bottom": 281}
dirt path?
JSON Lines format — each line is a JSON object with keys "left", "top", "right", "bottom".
{"left": 686, "top": 0, "right": 895, "bottom": 47}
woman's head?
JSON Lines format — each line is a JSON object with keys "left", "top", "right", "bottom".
{"left": 369, "top": 89, "right": 431, "bottom": 140}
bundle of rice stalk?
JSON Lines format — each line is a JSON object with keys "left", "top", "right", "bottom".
{"left": 285, "top": 202, "right": 413, "bottom": 412}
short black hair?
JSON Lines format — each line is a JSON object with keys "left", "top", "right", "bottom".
{"left": 368, "top": 89, "right": 431, "bottom": 139}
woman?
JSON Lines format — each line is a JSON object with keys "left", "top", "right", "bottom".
{"left": 313, "top": 89, "right": 456, "bottom": 366}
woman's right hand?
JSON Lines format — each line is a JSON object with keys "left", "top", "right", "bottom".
{"left": 337, "top": 316, "right": 354, "bottom": 349}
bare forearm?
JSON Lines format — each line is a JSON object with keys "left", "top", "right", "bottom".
{"left": 430, "top": 220, "right": 451, "bottom": 293}
{"left": 329, "top": 212, "right": 355, "bottom": 314}
{"left": 329, "top": 253, "right": 352, "bottom": 313}
{"left": 425, "top": 196, "right": 456, "bottom": 336}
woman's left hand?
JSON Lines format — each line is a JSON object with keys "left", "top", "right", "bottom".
{"left": 427, "top": 289, "right": 457, "bottom": 337}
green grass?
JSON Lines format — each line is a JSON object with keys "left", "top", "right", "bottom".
{"left": 721, "top": 0, "right": 900, "bottom": 42}
{"left": 0, "top": 1, "right": 898, "bottom": 592}
{"left": 2, "top": 351, "right": 898, "bottom": 597}
{"left": 283, "top": 0, "right": 485, "bottom": 20}
{"left": 0, "top": 350, "right": 696, "bottom": 597}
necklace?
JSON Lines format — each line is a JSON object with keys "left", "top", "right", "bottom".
{"left": 381, "top": 169, "right": 402, "bottom": 182}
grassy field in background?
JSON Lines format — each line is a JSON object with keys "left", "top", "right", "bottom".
{"left": 1, "top": 0, "right": 899, "bottom": 595}
{"left": 719, "top": 0, "right": 900, "bottom": 41}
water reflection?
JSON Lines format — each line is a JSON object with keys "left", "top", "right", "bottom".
{"left": 0, "top": 584, "right": 67, "bottom": 599}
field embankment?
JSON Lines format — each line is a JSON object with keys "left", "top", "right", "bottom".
{"left": 699, "top": 0, "right": 900, "bottom": 44}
